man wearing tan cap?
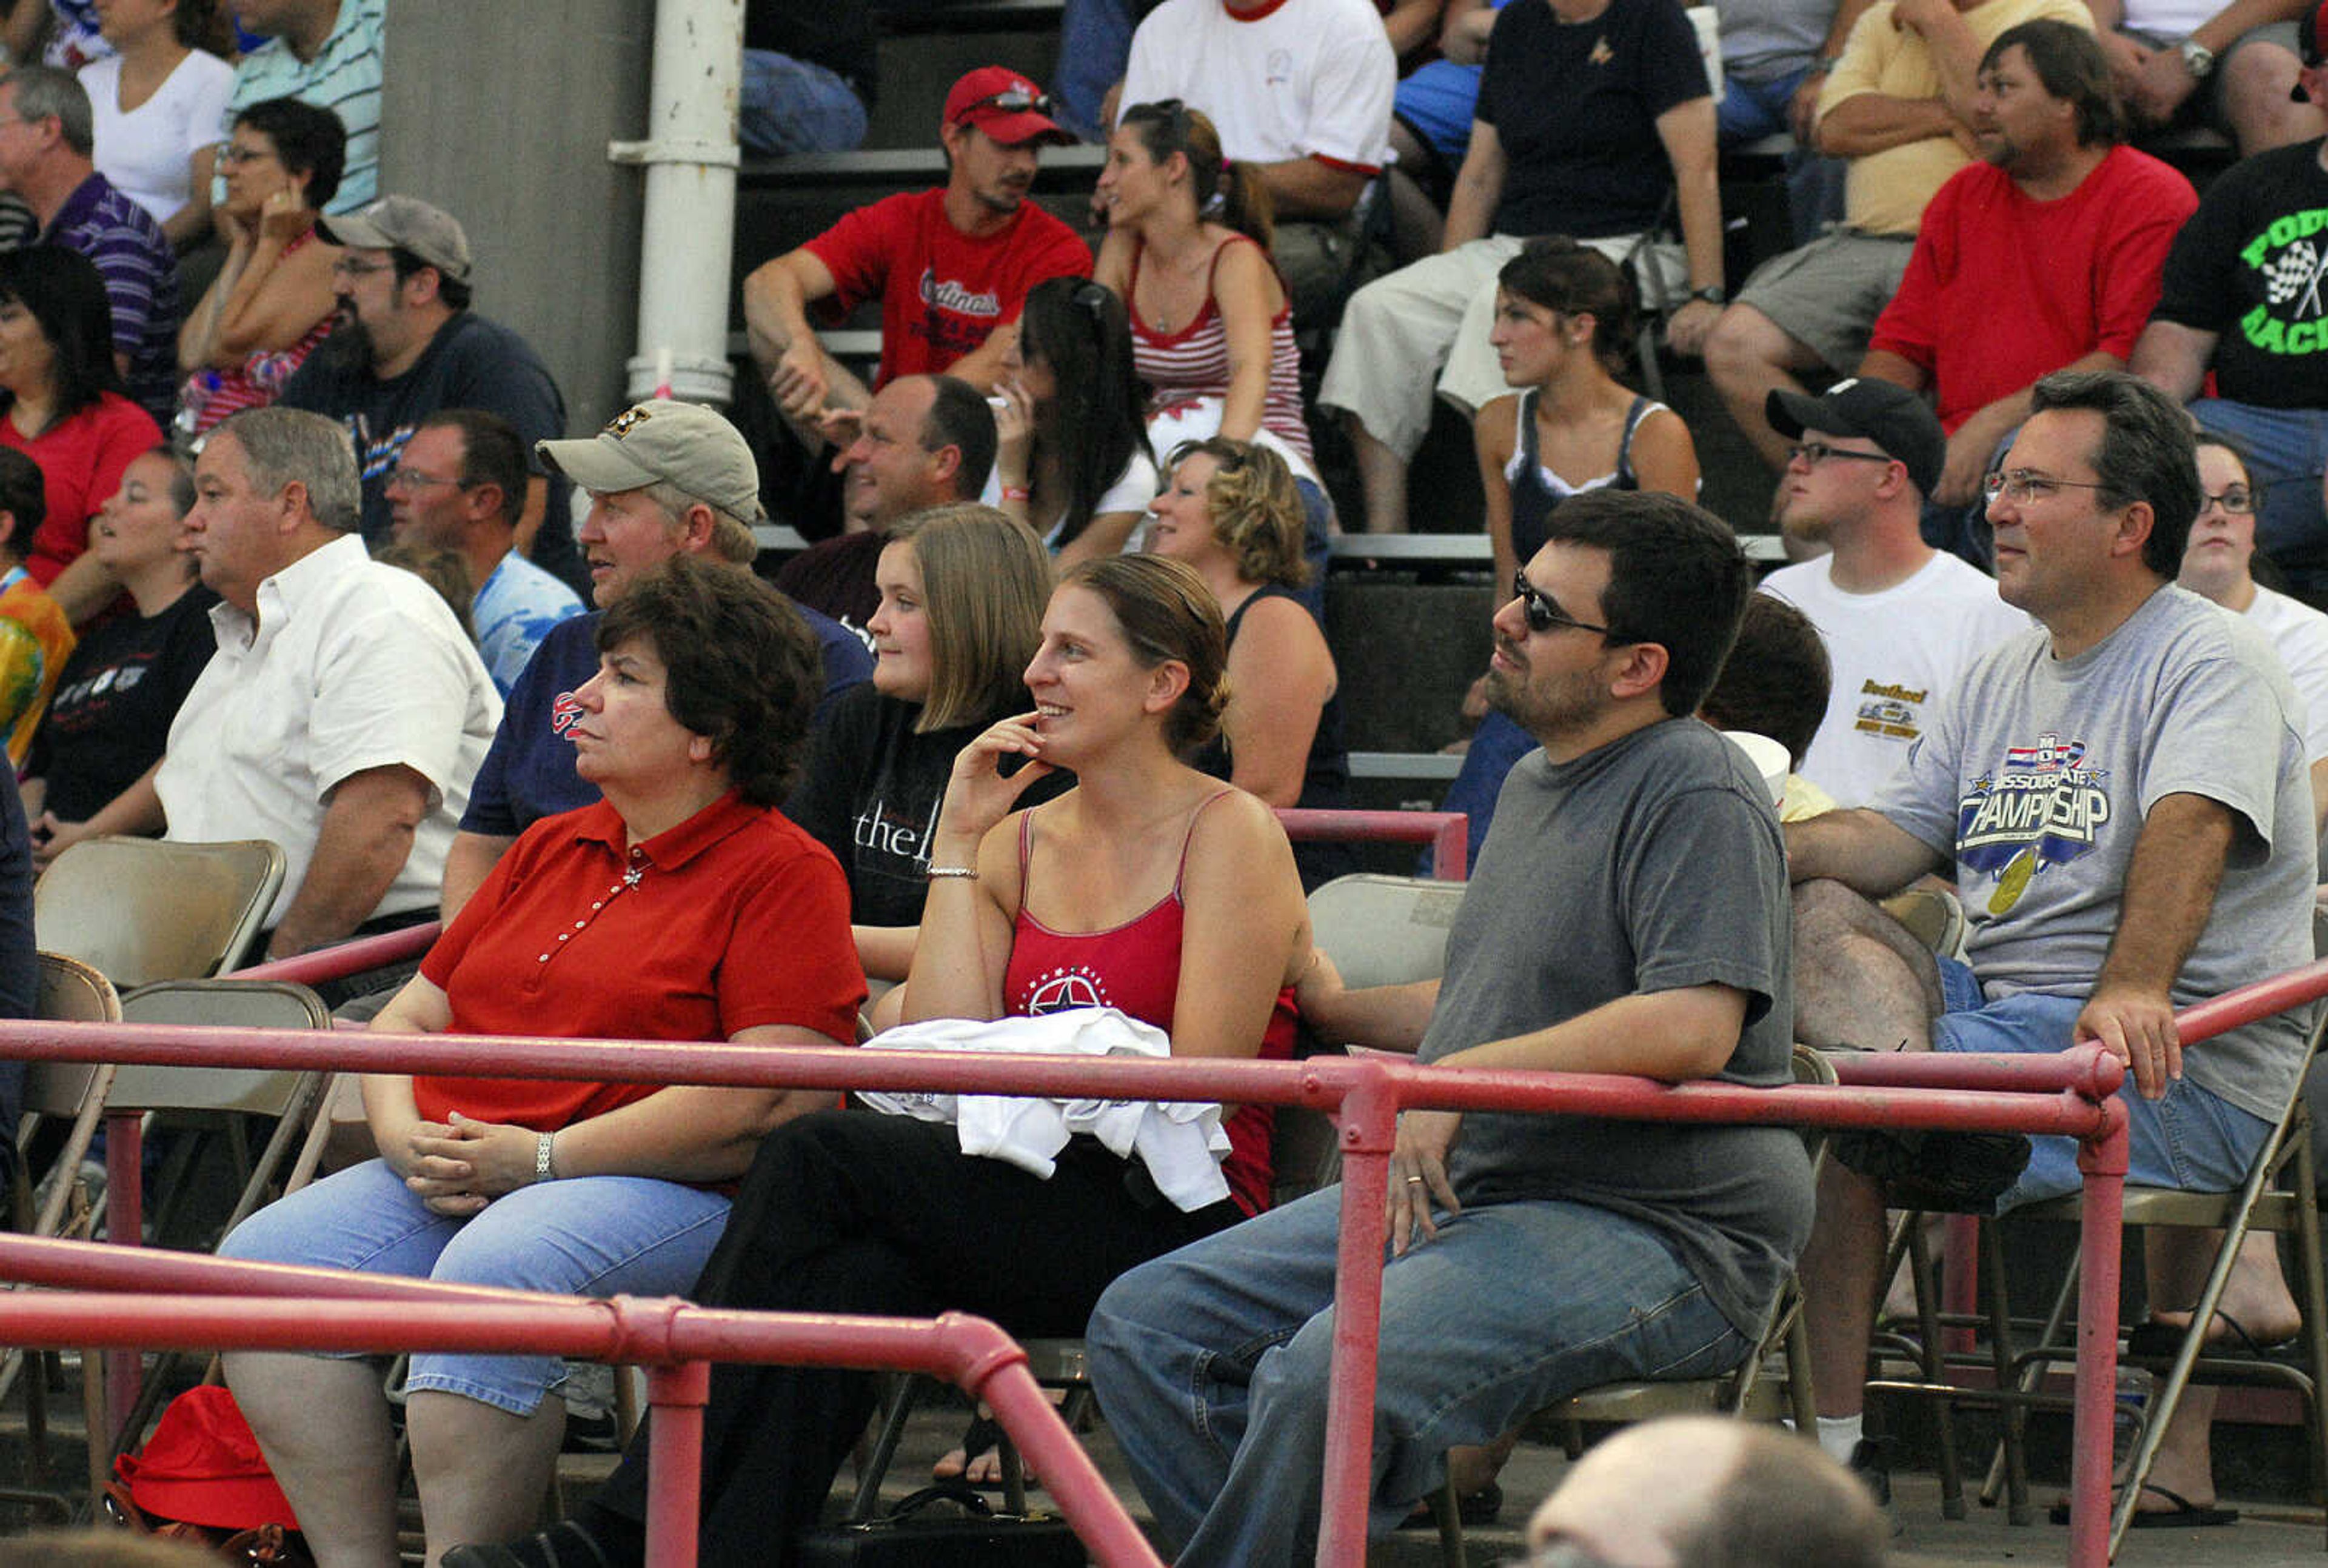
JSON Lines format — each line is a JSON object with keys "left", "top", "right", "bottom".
{"left": 439, "top": 399, "right": 869, "bottom": 920}
{"left": 741, "top": 64, "right": 1089, "bottom": 448}
{"left": 278, "top": 194, "right": 578, "bottom": 588}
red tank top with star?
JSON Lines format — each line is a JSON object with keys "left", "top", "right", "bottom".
{"left": 1002, "top": 792, "right": 1299, "bottom": 1217}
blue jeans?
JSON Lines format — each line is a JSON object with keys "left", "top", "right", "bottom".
{"left": 1716, "top": 67, "right": 1847, "bottom": 243}
{"left": 739, "top": 50, "right": 869, "bottom": 156}
{"left": 218, "top": 1158, "right": 732, "bottom": 1414}
{"left": 1052, "top": 0, "right": 1134, "bottom": 142}
{"left": 1933, "top": 961, "right": 2273, "bottom": 1213}
{"left": 1423, "top": 707, "right": 1536, "bottom": 875}
{"left": 2190, "top": 398, "right": 2328, "bottom": 601}
{"left": 1087, "top": 1184, "right": 1750, "bottom": 1564}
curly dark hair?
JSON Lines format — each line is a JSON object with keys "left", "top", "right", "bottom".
{"left": 595, "top": 556, "right": 821, "bottom": 804}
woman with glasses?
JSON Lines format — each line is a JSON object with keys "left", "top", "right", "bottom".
{"left": 0, "top": 245, "right": 161, "bottom": 625}
{"left": 1148, "top": 435, "right": 1351, "bottom": 887}
{"left": 2177, "top": 435, "right": 2328, "bottom": 834}
{"left": 986, "top": 275, "right": 1157, "bottom": 567}
{"left": 1431, "top": 237, "right": 1697, "bottom": 873}
{"left": 1095, "top": 101, "right": 1332, "bottom": 589}
{"left": 175, "top": 96, "right": 344, "bottom": 436}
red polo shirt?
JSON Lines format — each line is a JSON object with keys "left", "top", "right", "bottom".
{"left": 413, "top": 792, "right": 865, "bottom": 1130}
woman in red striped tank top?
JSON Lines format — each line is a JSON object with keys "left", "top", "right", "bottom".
{"left": 1094, "top": 101, "right": 1313, "bottom": 469}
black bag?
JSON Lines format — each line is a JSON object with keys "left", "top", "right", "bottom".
{"left": 795, "top": 1481, "right": 1089, "bottom": 1566}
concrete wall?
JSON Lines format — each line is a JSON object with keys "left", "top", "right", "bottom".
{"left": 379, "top": 0, "right": 655, "bottom": 436}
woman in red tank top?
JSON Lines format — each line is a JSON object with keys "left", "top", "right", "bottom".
{"left": 450, "top": 556, "right": 1314, "bottom": 1568}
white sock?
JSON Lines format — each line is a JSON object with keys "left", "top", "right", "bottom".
{"left": 1816, "top": 1413, "right": 1865, "bottom": 1464}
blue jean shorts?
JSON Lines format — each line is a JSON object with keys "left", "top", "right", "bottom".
{"left": 1933, "top": 957, "right": 2273, "bottom": 1212}
{"left": 218, "top": 1159, "right": 732, "bottom": 1415}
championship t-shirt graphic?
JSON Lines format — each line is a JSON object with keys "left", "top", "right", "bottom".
{"left": 1955, "top": 732, "right": 2112, "bottom": 916}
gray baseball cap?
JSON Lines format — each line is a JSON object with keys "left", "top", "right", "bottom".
{"left": 1765, "top": 378, "right": 1946, "bottom": 499}
{"left": 316, "top": 195, "right": 473, "bottom": 284}
{"left": 538, "top": 400, "right": 767, "bottom": 523}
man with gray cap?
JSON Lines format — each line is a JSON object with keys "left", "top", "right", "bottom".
{"left": 1758, "top": 376, "right": 2029, "bottom": 806}
{"left": 277, "top": 194, "right": 578, "bottom": 587}
{"left": 139, "top": 407, "right": 500, "bottom": 959}
{"left": 440, "top": 399, "right": 871, "bottom": 920}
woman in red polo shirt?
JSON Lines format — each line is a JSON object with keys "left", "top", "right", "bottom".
{"left": 218, "top": 557, "right": 867, "bottom": 1567}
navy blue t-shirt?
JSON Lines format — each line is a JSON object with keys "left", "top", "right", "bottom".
{"left": 458, "top": 601, "right": 873, "bottom": 838}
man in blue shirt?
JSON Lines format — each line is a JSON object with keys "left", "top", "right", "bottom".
{"left": 438, "top": 399, "right": 870, "bottom": 921}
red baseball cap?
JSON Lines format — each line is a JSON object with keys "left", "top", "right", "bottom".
{"left": 944, "top": 66, "right": 1075, "bottom": 145}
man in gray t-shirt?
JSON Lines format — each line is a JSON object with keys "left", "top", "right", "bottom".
{"left": 1786, "top": 369, "right": 2317, "bottom": 1512}
{"left": 1087, "top": 493, "right": 1814, "bottom": 1564}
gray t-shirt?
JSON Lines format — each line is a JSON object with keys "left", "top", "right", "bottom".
{"left": 1872, "top": 584, "right": 2316, "bottom": 1124}
{"left": 1418, "top": 718, "right": 1814, "bottom": 1337}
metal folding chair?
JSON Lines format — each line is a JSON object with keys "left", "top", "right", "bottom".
{"left": 34, "top": 837, "right": 285, "bottom": 989}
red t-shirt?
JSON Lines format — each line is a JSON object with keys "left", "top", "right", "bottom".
{"left": 804, "top": 188, "right": 1092, "bottom": 387}
{"left": 413, "top": 792, "right": 866, "bottom": 1130}
{"left": 1866, "top": 146, "right": 2196, "bottom": 433}
{"left": 0, "top": 392, "right": 163, "bottom": 587}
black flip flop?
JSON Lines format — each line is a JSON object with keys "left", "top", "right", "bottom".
{"left": 2047, "top": 1481, "right": 2239, "bottom": 1528}
{"left": 2126, "top": 1308, "right": 2299, "bottom": 1364}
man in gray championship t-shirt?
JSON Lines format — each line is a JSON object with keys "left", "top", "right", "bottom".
{"left": 1786, "top": 369, "right": 2318, "bottom": 1516}
{"left": 1086, "top": 492, "right": 1816, "bottom": 1564}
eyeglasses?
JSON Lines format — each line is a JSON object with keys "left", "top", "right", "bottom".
{"left": 2199, "top": 485, "right": 2257, "bottom": 516}
{"left": 1511, "top": 569, "right": 1621, "bottom": 639}
{"left": 216, "top": 142, "right": 277, "bottom": 167}
{"left": 961, "top": 87, "right": 1052, "bottom": 119}
{"left": 1981, "top": 470, "right": 2121, "bottom": 506}
{"left": 1787, "top": 441, "right": 1894, "bottom": 470}
{"left": 383, "top": 469, "right": 476, "bottom": 493}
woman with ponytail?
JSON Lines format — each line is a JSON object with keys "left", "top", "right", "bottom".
{"left": 1095, "top": 101, "right": 1332, "bottom": 588}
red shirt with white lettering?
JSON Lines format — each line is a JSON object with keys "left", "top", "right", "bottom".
{"left": 804, "top": 188, "right": 1092, "bottom": 387}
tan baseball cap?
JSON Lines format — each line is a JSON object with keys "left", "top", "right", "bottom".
{"left": 538, "top": 399, "right": 766, "bottom": 522}
{"left": 316, "top": 195, "right": 473, "bottom": 284}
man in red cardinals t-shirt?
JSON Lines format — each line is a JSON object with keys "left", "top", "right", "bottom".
{"left": 741, "top": 65, "right": 1093, "bottom": 452}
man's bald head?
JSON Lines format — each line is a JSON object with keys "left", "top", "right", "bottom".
{"left": 1525, "top": 1418, "right": 1886, "bottom": 1568}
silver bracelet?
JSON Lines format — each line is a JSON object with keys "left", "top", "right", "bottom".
{"left": 535, "top": 1130, "right": 557, "bottom": 1183}
{"left": 926, "top": 865, "right": 979, "bottom": 881}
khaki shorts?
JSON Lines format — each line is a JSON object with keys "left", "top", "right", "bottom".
{"left": 1734, "top": 230, "right": 1916, "bottom": 374}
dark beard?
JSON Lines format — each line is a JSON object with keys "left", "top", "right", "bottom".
{"left": 307, "top": 313, "right": 373, "bottom": 376}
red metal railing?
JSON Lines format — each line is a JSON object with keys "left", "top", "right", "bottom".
{"left": 1274, "top": 808, "right": 1468, "bottom": 880}
{"left": 0, "top": 1018, "right": 2135, "bottom": 1565}
{"left": 228, "top": 921, "right": 441, "bottom": 987}
{"left": 0, "top": 1240, "right": 1157, "bottom": 1567}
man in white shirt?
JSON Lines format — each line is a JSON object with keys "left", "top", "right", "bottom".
{"left": 157, "top": 406, "right": 500, "bottom": 959}
{"left": 1758, "top": 378, "right": 2029, "bottom": 804}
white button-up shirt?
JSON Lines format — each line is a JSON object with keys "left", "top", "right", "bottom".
{"left": 157, "top": 532, "right": 503, "bottom": 927}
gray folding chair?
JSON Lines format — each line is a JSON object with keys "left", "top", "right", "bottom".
{"left": 34, "top": 837, "right": 285, "bottom": 989}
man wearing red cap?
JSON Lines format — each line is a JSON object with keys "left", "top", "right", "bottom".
{"left": 740, "top": 65, "right": 1092, "bottom": 448}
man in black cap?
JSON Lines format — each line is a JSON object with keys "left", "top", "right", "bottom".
{"left": 277, "top": 194, "right": 578, "bottom": 587}
{"left": 2132, "top": 0, "right": 2328, "bottom": 602}
{"left": 1757, "top": 377, "right": 2029, "bottom": 806}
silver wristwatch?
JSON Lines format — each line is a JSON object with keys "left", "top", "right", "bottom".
{"left": 2179, "top": 37, "right": 2216, "bottom": 78}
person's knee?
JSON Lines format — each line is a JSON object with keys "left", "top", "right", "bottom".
{"left": 1704, "top": 303, "right": 1787, "bottom": 383}
{"left": 2219, "top": 41, "right": 2307, "bottom": 143}
{"left": 1792, "top": 876, "right": 1882, "bottom": 946}
{"left": 1089, "top": 1258, "right": 1170, "bottom": 1359}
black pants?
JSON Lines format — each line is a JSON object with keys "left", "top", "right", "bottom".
{"left": 590, "top": 1109, "right": 1239, "bottom": 1566}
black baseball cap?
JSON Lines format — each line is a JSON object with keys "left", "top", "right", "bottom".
{"left": 1765, "top": 378, "right": 1947, "bottom": 499}
{"left": 2295, "top": 0, "right": 2324, "bottom": 99}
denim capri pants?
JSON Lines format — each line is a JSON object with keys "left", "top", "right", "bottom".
{"left": 217, "top": 1158, "right": 732, "bottom": 1415}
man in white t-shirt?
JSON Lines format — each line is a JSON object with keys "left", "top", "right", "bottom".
{"left": 1758, "top": 378, "right": 2029, "bottom": 804}
{"left": 1116, "top": 0, "right": 1396, "bottom": 321}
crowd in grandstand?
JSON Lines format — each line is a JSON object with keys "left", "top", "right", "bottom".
{"left": 0, "top": 0, "right": 2316, "bottom": 1558}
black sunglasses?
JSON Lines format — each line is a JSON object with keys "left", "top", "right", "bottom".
{"left": 1511, "top": 569, "right": 1624, "bottom": 639}
{"left": 966, "top": 87, "right": 1053, "bottom": 118}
